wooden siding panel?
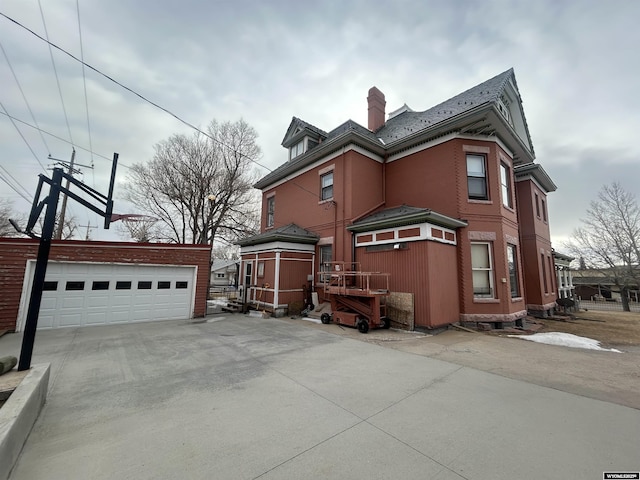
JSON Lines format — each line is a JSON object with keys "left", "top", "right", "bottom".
{"left": 279, "top": 258, "right": 313, "bottom": 291}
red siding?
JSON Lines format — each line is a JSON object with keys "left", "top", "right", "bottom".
{"left": 0, "top": 238, "right": 210, "bottom": 332}
{"left": 398, "top": 228, "right": 420, "bottom": 238}
{"left": 356, "top": 240, "right": 459, "bottom": 328}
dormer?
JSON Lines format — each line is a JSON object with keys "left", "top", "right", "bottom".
{"left": 281, "top": 117, "right": 328, "bottom": 161}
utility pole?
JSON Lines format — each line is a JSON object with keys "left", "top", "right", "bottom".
{"left": 78, "top": 221, "right": 97, "bottom": 240}
{"left": 54, "top": 148, "right": 75, "bottom": 240}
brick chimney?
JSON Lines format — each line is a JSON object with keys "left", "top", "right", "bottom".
{"left": 367, "top": 86, "right": 386, "bottom": 132}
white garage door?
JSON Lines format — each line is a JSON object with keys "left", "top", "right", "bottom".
{"left": 19, "top": 262, "right": 196, "bottom": 330}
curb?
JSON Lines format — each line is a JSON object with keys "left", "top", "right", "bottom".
{"left": 0, "top": 364, "right": 50, "bottom": 480}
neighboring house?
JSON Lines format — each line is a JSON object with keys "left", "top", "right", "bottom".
{"left": 572, "top": 268, "right": 640, "bottom": 302}
{"left": 0, "top": 238, "right": 210, "bottom": 332}
{"left": 238, "top": 68, "right": 558, "bottom": 329}
{"left": 553, "top": 250, "right": 575, "bottom": 300}
{"left": 210, "top": 259, "right": 239, "bottom": 289}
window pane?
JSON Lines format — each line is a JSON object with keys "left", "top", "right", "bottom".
{"left": 43, "top": 281, "right": 58, "bottom": 291}
{"left": 467, "top": 155, "right": 485, "bottom": 175}
{"left": 116, "top": 281, "right": 132, "bottom": 290}
{"left": 507, "top": 244, "right": 520, "bottom": 297}
{"left": 471, "top": 244, "right": 489, "bottom": 269}
{"left": 65, "top": 281, "right": 85, "bottom": 291}
{"left": 176, "top": 281, "right": 188, "bottom": 289}
{"left": 158, "top": 281, "right": 171, "bottom": 289}
{"left": 468, "top": 178, "right": 486, "bottom": 198}
{"left": 92, "top": 281, "right": 110, "bottom": 291}
{"left": 138, "top": 281, "right": 152, "bottom": 290}
{"left": 321, "top": 172, "right": 333, "bottom": 188}
{"left": 472, "top": 271, "right": 491, "bottom": 294}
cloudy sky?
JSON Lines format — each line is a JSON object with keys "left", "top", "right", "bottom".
{"left": 1, "top": 0, "right": 638, "bottom": 248}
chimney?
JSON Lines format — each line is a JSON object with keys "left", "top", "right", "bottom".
{"left": 367, "top": 86, "right": 386, "bottom": 132}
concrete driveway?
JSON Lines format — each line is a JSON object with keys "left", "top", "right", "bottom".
{"left": 1, "top": 315, "right": 638, "bottom": 479}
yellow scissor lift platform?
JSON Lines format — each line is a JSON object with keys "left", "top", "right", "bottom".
{"left": 318, "top": 262, "right": 391, "bottom": 333}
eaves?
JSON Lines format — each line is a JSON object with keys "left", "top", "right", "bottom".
{"left": 348, "top": 210, "right": 468, "bottom": 233}
{"left": 254, "top": 131, "right": 386, "bottom": 190}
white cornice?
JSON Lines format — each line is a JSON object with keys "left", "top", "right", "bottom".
{"left": 240, "top": 241, "right": 316, "bottom": 254}
{"left": 262, "top": 144, "right": 383, "bottom": 191}
{"left": 387, "top": 134, "right": 514, "bottom": 163}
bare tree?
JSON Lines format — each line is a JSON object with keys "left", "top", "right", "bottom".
{"left": 565, "top": 182, "right": 640, "bottom": 311}
{"left": 124, "top": 119, "right": 261, "bottom": 245}
{"left": 0, "top": 199, "right": 24, "bottom": 237}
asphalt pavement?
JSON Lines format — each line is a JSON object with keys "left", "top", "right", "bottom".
{"left": 0, "top": 314, "right": 638, "bottom": 479}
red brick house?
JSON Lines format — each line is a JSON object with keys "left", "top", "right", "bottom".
{"left": 238, "top": 68, "right": 558, "bottom": 330}
{"left": 0, "top": 238, "right": 210, "bottom": 332}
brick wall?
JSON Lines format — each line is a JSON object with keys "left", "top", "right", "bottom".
{"left": 0, "top": 238, "right": 210, "bottom": 332}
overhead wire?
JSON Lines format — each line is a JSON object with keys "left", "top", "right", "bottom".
{"left": 37, "top": 0, "right": 74, "bottom": 147}
{"left": 75, "top": 0, "right": 95, "bottom": 185}
{"left": 0, "top": 39, "right": 51, "bottom": 156}
{"left": 0, "top": 100, "right": 48, "bottom": 172}
{"left": 0, "top": 110, "right": 130, "bottom": 168}
{"left": 0, "top": 10, "right": 322, "bottom": 201}
{"left": 0, "top": 165, "right": 32, "bottom": 202}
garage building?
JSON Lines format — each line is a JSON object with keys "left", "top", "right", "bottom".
{"left": 0, "top": 238, "right": 210, "bottom": 332}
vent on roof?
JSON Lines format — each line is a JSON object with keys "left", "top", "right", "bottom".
{"left": 387, "top": 103, "right": 414, "bottom": 120}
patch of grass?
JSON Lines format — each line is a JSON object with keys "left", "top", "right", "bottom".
{"left": 540, "top": 310, "right": 640, "bottom": 346}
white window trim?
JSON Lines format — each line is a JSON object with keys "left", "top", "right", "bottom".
{"left": 266, "top": 195, "right": 275, "bottom": 228}
{"left": 471, "top": 242, "right": 494, "bottom": 299}
{"left": 320, "top": 170, "right": 334, "bottom": 201}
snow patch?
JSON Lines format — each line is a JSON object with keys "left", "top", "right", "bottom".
{"left": 508, "top": 332, "right": 622, "bottom": 353}
{"left": 300, "top": 317, "right": 322, "bottom": 324}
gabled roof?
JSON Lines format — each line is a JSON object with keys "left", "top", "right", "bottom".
{"left": 281, "top": 117, "right": 328, "bottom": 148}
{"left": 236, "top": 223, "right": 319, "bottom": 247}
{"left": 211, "top": 259, "right": 238, "bottom": 272}
{"left": 257, "top": 68, "right": 538, "bottom": 190}
{"left": 347, "top": 205, "right": 467, "bottom": 233}
{"left": 375, "top": 68, "right": 534, "bottom": 156}
{"left": 255, "top": 119, "right": 384, "bottom": 190}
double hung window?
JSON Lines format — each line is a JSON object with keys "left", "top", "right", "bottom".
{"left": 467, "top": 154, "right": 488, "bottom": 200}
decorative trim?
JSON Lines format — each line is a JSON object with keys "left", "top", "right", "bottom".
{"left": 355, "top": 221, "right": 457, "bottom": 247}
{"left": 260, "top": 144, "right": 383, "bottom": 190}
{"left": 463, "top": 144, "right": 490, "bottom": 154}
{"left": 468, "top": 231, "right": 496, "bottom": 241}
{"left": 505, "top": 234, "right": 519, "bottom": 245}
{"left": 318, "top": 164, "right": 335, "bottom": 175}
{"left": 318, "top": 236, "right": 333, "bottom": 246}
{"left": 240, "top": 241, "right": 316, "bottom": 254}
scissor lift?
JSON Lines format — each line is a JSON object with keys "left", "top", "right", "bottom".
{"left": 318, "top": 262, "right": 391, "bottom": 333}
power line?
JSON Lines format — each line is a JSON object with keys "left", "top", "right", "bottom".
{"left": 0, "top": 165, "right": 31, "bottom": 202}
{"left": 0, "top": 11, "right": 322, "bottom": 201}
{"left": 0, "top": 100, "right": 48, "bottom": 172}
{"left": 76, "top": 0, "right": 95, "bottom": 178}
{"left": 0, "top": 39, "right": 51, "bottom": 154}
{"left": 37, "top": 0, "right": 74, "bottom": 147}
{"left": 0, "top": 110, "right": 130, "bottom": 169}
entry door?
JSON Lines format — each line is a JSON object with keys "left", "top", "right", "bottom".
{"left": 244, "top": 261, "right": 253, "bottom": 303}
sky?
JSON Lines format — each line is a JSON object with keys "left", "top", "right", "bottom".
{"left": 1, "top": 0, "right": 639, "bottom": 248}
